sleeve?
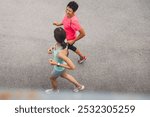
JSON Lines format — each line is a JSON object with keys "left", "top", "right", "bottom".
{"left": 71, "top": 19, "right": 81, "bottom": 31}
{"left": 61, "top": 15, "right": 66, "bottom": 25}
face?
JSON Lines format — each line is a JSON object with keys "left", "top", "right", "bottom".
{"left": 65, "top": 7, "right": 74, "bottom": 18}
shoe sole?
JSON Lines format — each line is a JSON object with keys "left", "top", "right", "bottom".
{"left": 73, "top": 85, "right": 85, "bottom": 92}
{"left": 78, "top": 58, "right": 87, "bottom": 64}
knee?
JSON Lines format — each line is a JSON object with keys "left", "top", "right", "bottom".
{"left": 68, "top": 45, "right": 77, "bottom": 52}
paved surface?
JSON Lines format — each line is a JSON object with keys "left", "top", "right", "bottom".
{"left": 0, "top": 0, "right": 150, "bottom": 99}
{"left": 1, "top": 88, "right": 150, "bottom": 100}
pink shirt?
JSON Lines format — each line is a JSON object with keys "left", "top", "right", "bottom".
{"left": 62, "top": 15, "right": 81, "bottom": 40}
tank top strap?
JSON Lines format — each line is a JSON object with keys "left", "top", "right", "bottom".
{"left": 65, "top": 43, "right": 69, "bottom": 50}
{"left": 64, "top": 43, "right": 69, "bottom": 56}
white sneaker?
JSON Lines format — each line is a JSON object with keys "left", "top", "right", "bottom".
{"left": 45, "top": 89, "right": 59, "bottom": 94}
{"left": 73, "top": 85, "right": 85, "bottom": 92}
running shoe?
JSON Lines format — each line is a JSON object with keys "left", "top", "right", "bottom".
{"left": 78, "top": 56, "right": 87, "bottom": 64}
{"left": 45, "top": 89, "right": 59, "bottom": 94}
{"left": 73, "top": 85, "right": 85, "bottom": 92}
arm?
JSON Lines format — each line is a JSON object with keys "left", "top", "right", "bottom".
{"left": 49, "top": 50, "right": 75, "bottom": 70}
{"left": 67, "top": 27, "right": 86, "bottom": 45}
{"left": 58, "top": 50, "right": 75, "bottom": 70}
{"left": 49, "top": 59, "right": 74, "bottom": 70}
{"left": 53, "top": 21, "right": 63, "bottom": 26}
{"left": 48, "top": 47, "right": 53, "bottom": 54}
{"left": 75, "top": 27, "right": 86, "bottom": 41}
{"left": 48, "top": 44, "right": 56, "bottom": 54}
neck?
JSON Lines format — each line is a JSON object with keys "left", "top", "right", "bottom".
{"left": 67, "top": 14, "right": 75, "bottom": 18}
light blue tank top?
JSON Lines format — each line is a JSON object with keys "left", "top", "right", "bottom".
{"left": 53, "top": 46, "right": 66, "bottom": 71}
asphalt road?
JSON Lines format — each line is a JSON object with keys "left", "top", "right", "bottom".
{"left": 0, "top": 0, "right": 150, "bottom": 99}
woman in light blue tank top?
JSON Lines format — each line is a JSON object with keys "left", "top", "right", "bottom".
{"left": 45, "top": 27, "right": 85, "bottom": 93}
{"left": 53, "top": 45, "right": 65, "bottom": 71}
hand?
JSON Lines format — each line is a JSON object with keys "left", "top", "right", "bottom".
{"left": 53, "top": 21, "right": 59, "bottom": 26}
{"left": 67, "top": 40, "right": 76, "bottom": 45}
{"left": 48, "top": 47, "right": 54, "bottom": 54}
{"left": 48, "top": 59, "right": 57, "bottom": 65}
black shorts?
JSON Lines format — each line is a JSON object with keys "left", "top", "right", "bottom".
{"left": 68, "top": 44, "right": 77, "bottom": 52}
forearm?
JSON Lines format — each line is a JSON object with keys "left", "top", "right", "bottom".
{"left": 75, "top": 28, "right": 85, "bottom": 41}
{"left": 54, "top": 22, "right": 63, "bottom": 26}
{"left": 75, "top": 33, "right": 85, "bottom": 41}
{"left": 57, "top": 23, "right": 63, "bottom": 26}
{"left": 58, "top": 63, "right": 72, "bottom": 70}
{"left": 56, "top": 51, "right": 75, "bottom": 70}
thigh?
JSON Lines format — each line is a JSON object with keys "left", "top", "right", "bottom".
{"left": 68, "top": 44, "right": 77, "bottom": 52}
{"left": 60, "top": 71, "right": 72, "bottom": 79}
{"left": 51, "top": 69, "right": 65, "bottom": 78}
{"left": 60, "top": 71, "right": 68, "bottom": 78}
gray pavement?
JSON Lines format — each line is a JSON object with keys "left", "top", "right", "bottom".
{"left": 0, "top": 0, "right": 150, "bottom": 99}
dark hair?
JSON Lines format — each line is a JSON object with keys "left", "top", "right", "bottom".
{"left": 67, "top": 1, "right": 79, "bottom": 12}
{"left": 54, "top": 27, "right": 67, "bottom": 49}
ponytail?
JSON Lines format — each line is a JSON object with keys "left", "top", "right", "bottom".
{"left": 61, "top": 41, "right": 67, "bottom": 49}
{"left": 54, "top": 27, "right": 67, "bottom": 49}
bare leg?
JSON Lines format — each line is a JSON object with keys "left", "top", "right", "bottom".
{"left": 61, "top": 72, "right": 81, "bottom": 88}
{"left": 49, "top": 76, "right": 58, "bottom": 90}
{"left": 75, "top": 49, "right": 84, "bottom": 59}
{"left": 68, "top": 44, "right": 85, "bottom": 59}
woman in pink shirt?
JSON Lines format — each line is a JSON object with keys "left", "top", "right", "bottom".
{"left": 53, "top": 1, "right": 86, "bottom": 64}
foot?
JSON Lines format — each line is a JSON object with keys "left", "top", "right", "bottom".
{"left": 73, "top": 85, "right": 85, "bottom": 92}
{"left": 78, "top": 56, "right": 87, "bottom": 64}
{"left": 45, "top": 89, "right": 59, "bottom": 94}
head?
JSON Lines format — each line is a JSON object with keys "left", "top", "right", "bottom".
{"left": 54, "top": 27, "right": 67, "bottom": 49}
{"left": 66, "top": 1, "right": 79, "bottom": 17}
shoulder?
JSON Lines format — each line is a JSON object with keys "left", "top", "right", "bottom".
{"left": 57, "top": 49, "right": 68, "bottom": 59}
{"left": 63, "top": 15, "right": 70, "bottom": 21}
{"left": 71, "top": 15, "right": 81, "bottom": 27}
{"left": 62, "top": 15, "right": 68, "bottom": 23}
{"left": 72, "top": 15, "right": 79, "bottom": 22}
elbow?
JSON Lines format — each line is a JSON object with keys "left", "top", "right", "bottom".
{"left": 82, "top": 32, "right": 86, "bottom": 37}
{"left": 72, "top": 65, "right": 76, "bottom": 70}
{"left": 70, "top": 65, "right": 76, "bottom": 70}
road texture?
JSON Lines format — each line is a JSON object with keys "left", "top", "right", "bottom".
{"left": 0, "top": 0, "right": 150, "bottom": 99}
